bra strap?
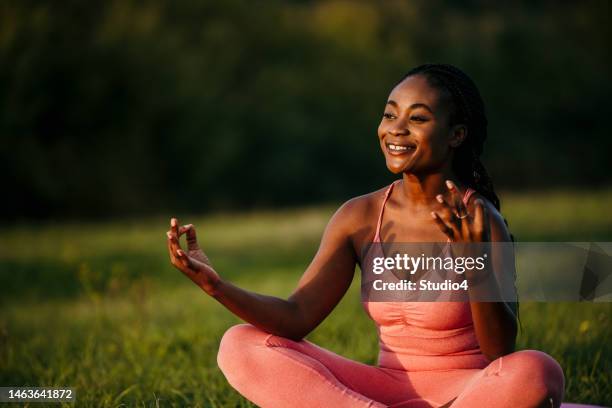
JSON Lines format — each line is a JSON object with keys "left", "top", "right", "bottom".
{"left": 374, "top": 182, "right": 477, "bottom": 243}
{"left": 462, "top": 187, "right": 477, "bottom": 206}
{"left": 373, "top": 180, "right": 399, "bottom": 242}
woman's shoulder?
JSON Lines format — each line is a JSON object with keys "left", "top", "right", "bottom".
{"left": 464, "top": 189, "right": 513, "bottom": 242}
{"left": 463, "top": 188, "right": 500, "bottom": 217}
{"left": 328, "top": 183, "right": 394, "bottom": 234}
{"left": 338, "top": 183, "right": 394, "bottom": 216}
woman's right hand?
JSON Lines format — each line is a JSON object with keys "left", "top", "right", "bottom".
{"left": 166, "top": 217, "right": 221, "bottom": 295}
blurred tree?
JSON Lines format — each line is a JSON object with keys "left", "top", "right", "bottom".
{"left": 0, "top": 0, "right": 609, "bottom": 219}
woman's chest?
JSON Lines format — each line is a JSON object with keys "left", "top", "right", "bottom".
{"left": 378, "top": 205, "right": 449, "bottom": 243}
{"left": 363, "top": 301, "right": 474, "bottom": 331}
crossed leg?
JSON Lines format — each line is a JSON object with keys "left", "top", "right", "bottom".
{"left": 450, "top": 349, "right": 565, "bottom": 408}
{"left": 217, "top": 324, "right": 565, "bottom": 408}
{"left": 218, "top": 324, "right": 394, "bottom": 407}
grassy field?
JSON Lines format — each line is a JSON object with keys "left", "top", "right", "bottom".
{"left": 1, "top": 189, "right": 611, "bottom": 407}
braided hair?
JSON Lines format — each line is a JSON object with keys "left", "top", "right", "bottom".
{"left": 400, "top": 63, "right": 521, "bottom": 326}
{"left": 401, "top": 63, "right": 500, "bottom": 211}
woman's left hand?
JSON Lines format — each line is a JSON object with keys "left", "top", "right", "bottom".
{"left": 430, "top": 180, "right": 490, "bottom": 243}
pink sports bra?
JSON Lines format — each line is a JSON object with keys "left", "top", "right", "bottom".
{"left": 361, "top": 180, "right": 488, "bottom": 372}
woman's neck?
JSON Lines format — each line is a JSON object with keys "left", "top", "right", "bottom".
{"left": 398, "top": 171, "right": 464, "bottom": 210}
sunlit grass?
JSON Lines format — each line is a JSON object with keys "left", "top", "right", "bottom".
{"left": 1, "top": 189, "right": 611, "bottom": 406}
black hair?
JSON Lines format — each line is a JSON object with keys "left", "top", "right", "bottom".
{"left": 401, "top": 63, "right": 500, "bottom": 210}
{"left": 401, "top": 63, "right": 521, "bottom": 330}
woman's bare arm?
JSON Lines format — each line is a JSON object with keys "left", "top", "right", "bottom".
{"left": 432, "top": 180, "right": 518, "bottom": 361}
{"left": 167, "top": 200, "right": 361, "bottom": 341}
{"left": 466, "top": 201, "right": 518, "bottom": 360}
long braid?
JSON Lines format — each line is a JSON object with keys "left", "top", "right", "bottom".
{"left": 400, "top": 63, "right": 521, "bottom": 328}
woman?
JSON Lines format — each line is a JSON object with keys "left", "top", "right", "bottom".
{"left": 166, "top": 64, "right": 566, "bottom": 407}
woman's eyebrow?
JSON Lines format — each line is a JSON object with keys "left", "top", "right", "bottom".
{"left": 386, "top": 100, "right": 433, "bottom": 113}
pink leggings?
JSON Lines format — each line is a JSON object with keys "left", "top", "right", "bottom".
{"left": 217, "top": 324, "right": 567, "bottom": 408}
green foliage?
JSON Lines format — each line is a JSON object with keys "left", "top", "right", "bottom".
{"left": 0, "top": 190, "right": 610, "bottom": 406}
{"left": 1, "top": 1, "right": 610, "bottom": 218}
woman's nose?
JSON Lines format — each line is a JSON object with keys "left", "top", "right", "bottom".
{"left": 388, "top": 121, "right": 409, "bottom": 136}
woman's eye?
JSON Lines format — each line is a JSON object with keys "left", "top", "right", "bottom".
{"left": 383, "top": 112, "right": 396, "bottom": 119}
{"left": 410, "top": 116, "right": 428, "bottom": 122}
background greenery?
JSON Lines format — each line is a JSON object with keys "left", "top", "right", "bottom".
{"left": 1, "top": 192, "right": 611, "bottom": 406}
{"left": 1, "top": 1, "right": 610, "bottom": 406}
{"left": 1, "top": 0, "right": 610, "bottom": 219}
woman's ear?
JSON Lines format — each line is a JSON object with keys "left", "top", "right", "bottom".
{"left": 449, "top": 124, "right": 467, "bottom": 148}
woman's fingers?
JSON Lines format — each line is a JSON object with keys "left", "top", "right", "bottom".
{"left": 431, "top": 182, "right": 489, "bottom": 243}
{"left": 435, "top": 194, "right": 454, "bottom": 219}
{"left": 167, "top": 227, "right": 188, "bottom": 268}
{"left": 168, "top": 218, "right": 188, "bottom": 253}
{"left": 167, "top": 230, "right": 181, "bottom": 253}
{"left": 176, "top": 249, "right": 194, "bottom": 270}
{"left": 167, "top": 219, "right": 202, "bottom": 278}
{"left": 171, "top": 217, "right": 180, "bottom": 237}
{"left": 167, "top": 232, "right": 180, "bottom": 266}
{"left": 167, "top": 235, "right": 195, "bottom": 273}
{"left": 445, "top": 180, "right": 468, "bottom": 219}
{"left": 435, "top": 194, "right": 461, "bottom": 236}
{"left": 170, "top": 217, "right": 200, "bottom": 251}
{"left": 183, "top": 224, "right": 199, "bottom": 251}
{"left": 431, "top": 211, "right": 455, "bottom": 240}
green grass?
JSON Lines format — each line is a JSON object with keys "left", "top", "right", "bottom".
{"left": 1, "top": 189, "right": 611, "bottom": 407}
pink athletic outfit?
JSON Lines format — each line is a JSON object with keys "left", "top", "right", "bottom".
{"left": 217, "top": 181, "right": 573, "bottom": 407}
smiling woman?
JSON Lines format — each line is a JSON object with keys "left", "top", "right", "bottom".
{"left": 380, "top": 81, "right": 451, "bottom": 172}
{"left": 381, "top": 101, "right": 427, "bottom": 154}
{"left": 166, "top": 63, "right": 594, "bottom": 407}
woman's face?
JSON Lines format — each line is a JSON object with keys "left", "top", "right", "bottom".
{"left": 378, "top": 74, "right": 461, "bottom": 175}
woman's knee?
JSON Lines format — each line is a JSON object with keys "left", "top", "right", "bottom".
{"left": 504, "top": 350, "right": 565, "bottom": 405}
{"left": 507, "top": 350, "right": 564, "bottom": 383}
{"left": 216, "top": 324, "right": 269, "bottom": 375}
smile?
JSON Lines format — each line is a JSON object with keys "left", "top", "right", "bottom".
{"left": 386, "top": 142, "right": 416, "bottom": 155}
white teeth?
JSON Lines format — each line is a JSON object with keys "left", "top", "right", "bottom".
{"left": 389, "top": 144, "right": 409, "bottom": 151}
